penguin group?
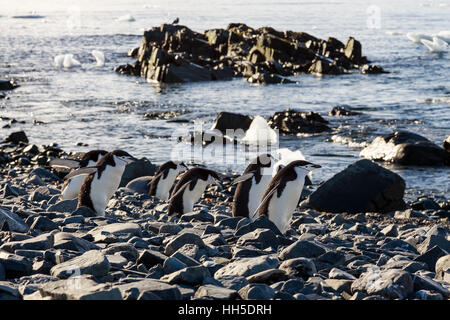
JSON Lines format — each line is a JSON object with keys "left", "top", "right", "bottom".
{"left": 51, "top": 149, "right": 321, "bottom": 234}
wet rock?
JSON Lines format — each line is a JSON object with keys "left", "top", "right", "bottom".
{"left": 344, "top": 37, "right": 362, "bottom": 64}
{"left": 0, "top": 233, "right": 54, "bottom": 252}
{"left": 329, "top": 105, "right": 361, "bottom": 117}
{"left": 0, "top": 208, "right": 29, "bottom": 233}
{"left": 164, "top": 233, "right": 205, "bottom": 256}
{"left": 278, "top": 240, "right": 326, "bottom": 260}
{"left": 268, "top": 109, "right": 330, "bottom": 135}
{"left": 360, "top": 131, "right": 450, "bottom": 166}
{"left": 2, "top": 131, "right": 28, "bottom": 144}
{"left": 444, "top": 135, "right": 450, "bottom": 152}
{"left": 279, "top": 258, "right": 316, "bottom": 279}
{"left": 214, "top": 255, "right": 279, "bottom": 278}
{"left": 39, "top": 276, "right": 121, "bottom": 300}
{"left": 0, "top": 79, "right": 19, "bottom": 91}
{"left": 246, "top": 72, "right": 295, "bottom": 85}
{"left": 210, "top": 112, "right": 253, "bottom": 134}
{"left": 194, "top": 284, "right": 238, "bottom": 300}
{"left": 238, "top": 284, "right": 275, "bottom": 300}
{"left": 308, "top": 58, "right": 345, "bottom": 75}
{"left": 308, "top": 159, "right": 406, "bottom": 213}
{"left": 361, "top": 64, "right": 388, "bottom": 74}
{"left": 161, "top": 266, "right": 211, "bottom": 285}
{"left": 50, "top": 250, "right": 110, "bottom": 279}
{"left": 351, "top": 268, "right": 413, "bottom": 300}
{"left": 0, "top": 251, "right": 33, "bottom": 278}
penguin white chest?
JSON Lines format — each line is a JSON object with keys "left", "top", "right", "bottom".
{"left": 267, "top": 176, "right": 306, "bottom": 233}
{"left": 61, "top": 160, "right": 97, "bottom": 200}
{"left": 182, "top": 179, "right": 208, "bottom": 213}
{"left": 156, "top": 169, "right": 178, "bottom": 201}
{"left": 90, "top": 166, "right": 125, "bottom": 215}
{"left": 248, "top": 174, "right": 272, "bottom": 220}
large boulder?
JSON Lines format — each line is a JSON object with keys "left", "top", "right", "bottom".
{"left": 308, "top": 159, "right": 406, "bottom": 213}
{"left": 120, "top": 158, "right": 158, "bottom": 187}
{"left": 210, "top": 112, "right": 253, "bottom": 134}
{"left": 268, "top": 109, "right": 330, "bottom": 134}
{"left": 360, "top": 131, "right": 450, "bottom": 166}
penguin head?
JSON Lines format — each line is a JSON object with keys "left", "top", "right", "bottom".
{"left": 291, "top": 160, "right": 321, "bottom": 173}
{"left": 80, "top": 150, "right": 108, "bottom": 167}
{"left": 110, "top": 150, "right": 137, "bottom": 166}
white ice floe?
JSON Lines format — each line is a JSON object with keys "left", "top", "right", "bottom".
{"left": 420, "top": 36, "right": 449, "bottom": 52}
{"left": 91, "top": 50, "right": 105, "bottom": 67}
{"left": 272, "top": 147, "right": 309, "bottom": 177}
{"left": 63, "top": 54, "right": 81, "bottom": 68}
{"left": 242, "top": 116, "right": 278, "bottom": 145}
{"left": 54, "top": 54, "right": 65, "bottom": 68}
{"left": 406, "top": 32, "right": 432, "bottom": 43}
{"left": 117, "top": 14, "right": 135, "bottom": 22}
{"left": 435, "top": 30, "right": 450, "bottom": 43}
{"left": 385, "top": 30, "right": 403, "bottom": 36}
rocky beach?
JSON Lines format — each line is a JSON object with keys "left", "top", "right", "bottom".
{"left": 0, "top": 129, "right": 449, "bottom": 300}
{"left": 1, "top": 0, "right": 449, "bottom": 303}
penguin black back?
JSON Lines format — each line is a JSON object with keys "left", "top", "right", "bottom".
{"left": 258, "top": 160, "right": 314, "bottom": 217}
{"left": 78, "top": 149, "right": 108, "bottom": 167}
{"left": 171, "top": 167, "right": 220, "bottom": 195}
{"left": 148, "top": 161, "right": 178, "bottom": 196}
{"left": 232, "top": 154, "right": 273, "bottom": 218}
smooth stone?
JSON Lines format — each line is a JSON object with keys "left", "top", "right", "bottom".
{"left": 278, "top": 240, "right": 326, "bottom": 260}
{"left": 238, "top": 283, "right": 275, "bottom": 300}
{"left": 50, "top": 250, "right": 110, "bottom": 279}
{"left": 47, "top": 199, "right": 78, "bottom": 213}
{"left": 214, "top": 255, "right": 279, "bottom": 278}
{"left": 164, "top": 233, "right": 205, "bottom": 256}
{"left": 435, "top": 255, "right": 450, "bottom": 281}
{"left": 246, "top": 268, "right": 287, "bottom": 284}
{"left": 214, "top": 275, "right": 249, "bottom": 291}
{"left": 236, "top": 228, "right": 279, "bottom": 250}
{"left": 194, "top": 284, "right": 238, "bottom": 300}
{"left": 114, "top": 279, "right": 182, "bottom": 300}
{"left": 161, "top": 266, "right": 211, "bottom": 285}
{"left": 235, "top": 215, "right": 283, "bottom": 237}
{"left": 53, "top": 232, "right": 100, "bottom": 252}
{"left": 279, "top": 258, "right": 317, "bottom": 279}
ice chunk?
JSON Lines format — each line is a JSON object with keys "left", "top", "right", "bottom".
{"left": 242, "top": 116, "right": 278, "bottom": 145}
{"left": 63, "top": 54, "right": 81, "bottom": 68}
{"left": 91, "top": 50, "right": 105, "bottom": 67}
{"left": 420, "top": 36, "right": 448, "bottom": 53}
{"left": 406, "top": 32, "right": 432, "bottom": 43}
{"left": 54, "top": 54, "right": 65, "bottom": 68}
{"left": 117, "top": 14, "right": 135, "bottom": 22}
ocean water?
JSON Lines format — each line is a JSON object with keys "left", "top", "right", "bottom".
{"left": 0, "top": 0, "right": 449, "bottom": 201}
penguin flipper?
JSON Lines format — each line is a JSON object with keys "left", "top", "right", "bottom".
{"left": 251, "top": 182, "right": 280, "bottom": 219}
{"left": 231, "top": 172, "right": 254, "bottom": 185}
{"left": 64, "top": 166, "right": 98, "bottom": 180}
{"left": 168, "top": 180, "right": 191, "bottom": 202}
{"left": 50, "top": 158, "right": 81, "bottom": 169}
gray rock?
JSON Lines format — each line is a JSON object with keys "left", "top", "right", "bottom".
{"left": 381, "top": 239, "right": 418, "bottom": 254}
{"left": 105, "top": 255, "right": 128, "bottom": 269}
{"left": 164, "top": 233, "right": 205, "bottom": 256}
{"left": 39, "top": 276, "right": 121, "bottom": 300}
{"left": 124, "top": 176, "right": 153, "bottom": 195}
{"left": 163, "top": 257, "right": 187, "bottom": 274}
{"left": 88, "top": 222, "right": 142, "bottom": 239}
{"left": 214, "top": 255, "right": 279, "bottom": 278}
{"left": 102, "top": 243, "right": 139, "bottom": 261}
{"left": 0, "top": 251, "right": 33, "bottom": 278}
{"left": 308, "top": 159, "right": 406, "bottom": 213}
{"left": 236, "top": 228, "right": 279, "bottom": 250}
{"left": 161, "top": 266, "right": 211, "bottom": 285}
{"left": 50, "top": 250, "right": 110, "bottom": 279}
{"left": 210, "top": 112, "right": 253, "bottom": 134}
{"left": 215, "top": 217, "right": 245, "bottom": 229}
{"left": 113, "top": 279, "right": 182, "bottom": 300}
{"left": 351, "top": 268, "right": 413, "bottom": 299}
{"left": 322, "top": 279, "right": 353, "bottom": 294}
{"left": 0, "top": 208, "right": 29, "bottom": 233}
{"left": 246, "top": 268, "right": 287, "bottom": 283}
{"left": 235, "top": 215, "right": 283, "bottom": 237}
{"left": 71, "top": 206, "right": 96, "bottom": 218}
{"left": 194, "top": 284, "right": 238, "bottom": 300}
{"left": 435, "top": 255, "right": 450, "bottom": 281}
{"left": 53, "top": 232, "right": 99, "bottom": 252}
{"left": 415, "top": 290, "right": 444, "bottom": 300}
{"left": 279, "top": 258, "right": 316, "bottom": 279}
{"left": 0, "top": 263, "right": 5, "bottom": 281}
{"left": 328, "top": 267, "right": 357, "bottom": 280}
{"left": 159, "top": 224, "right": 182, "bottom": 235}
{"left": 417, "top": 235, "right": 450, "bottom": 255}
{"left": 215, "top": 275, "right": 249, "bottom": 291}
{"left": 380, "top": 224, "right": 398, "bottom": 237}
{"left": 412, "top": 273, "right": 450, "bottom": 298}
{"left": 30, "top": 216, "right": 59, "bottom": 232}
{"left": 280, "top": 279, "right": 304, "bottom": 295}
{"left": 171, "top": 252, "right": 200, "bottom": 267}
{"left": 278, "top": 240, "right": 326, "bottom": 260}
{"left": 119, "top": 158, "right": 158, "bottom": 187}
{"left": 47, "top": 199, "right": 78, "bottom": 213}
{"left": 0, "top": 233, "right": 54, "bottom": 252}
{"left": 180, "top": 210, "right": 214, "bottom": 223}
{"left": 414, "top": 245, "right": 448, "bottom": 271}
{"left": 0, "top": 281, "right": 20, "bottom": 298}
{"left": 137, "top": 249, "right": 167, "bottom": 269}
{"left": 238, "top": 284, "right": 275, "bottom": 300}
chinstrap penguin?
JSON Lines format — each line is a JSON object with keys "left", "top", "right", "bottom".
{"left": 167, "top": 167, "right": 221, "bottom": 216}
{"left": 255, "top": 160, "right": 321, "bottom": 234}
{"left": 65, "top": 150, "right": 136, "bottom": 216}
{"left": 50, "top": 150, "right": 108, "bottom": 200}
{"left": 232, "top": 153, "right": 276, "bottom": 220}
{"left": 148, "top": 161, "right": 188, "bottom": 201}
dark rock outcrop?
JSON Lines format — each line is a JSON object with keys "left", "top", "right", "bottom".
{"left": 210, "top": 112, "right": 253, "bottom": 134}
{"left": 308, "top": 159, "right": 406, "bottom": 213}
{"left": 116, "top": 23, "right": 381, "bottom": 84}
{"left": 268, "top": 109, "right": 330, "bottom": 134}
{"left": 360, "top": 131, "right": 450, "bottom": 166}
